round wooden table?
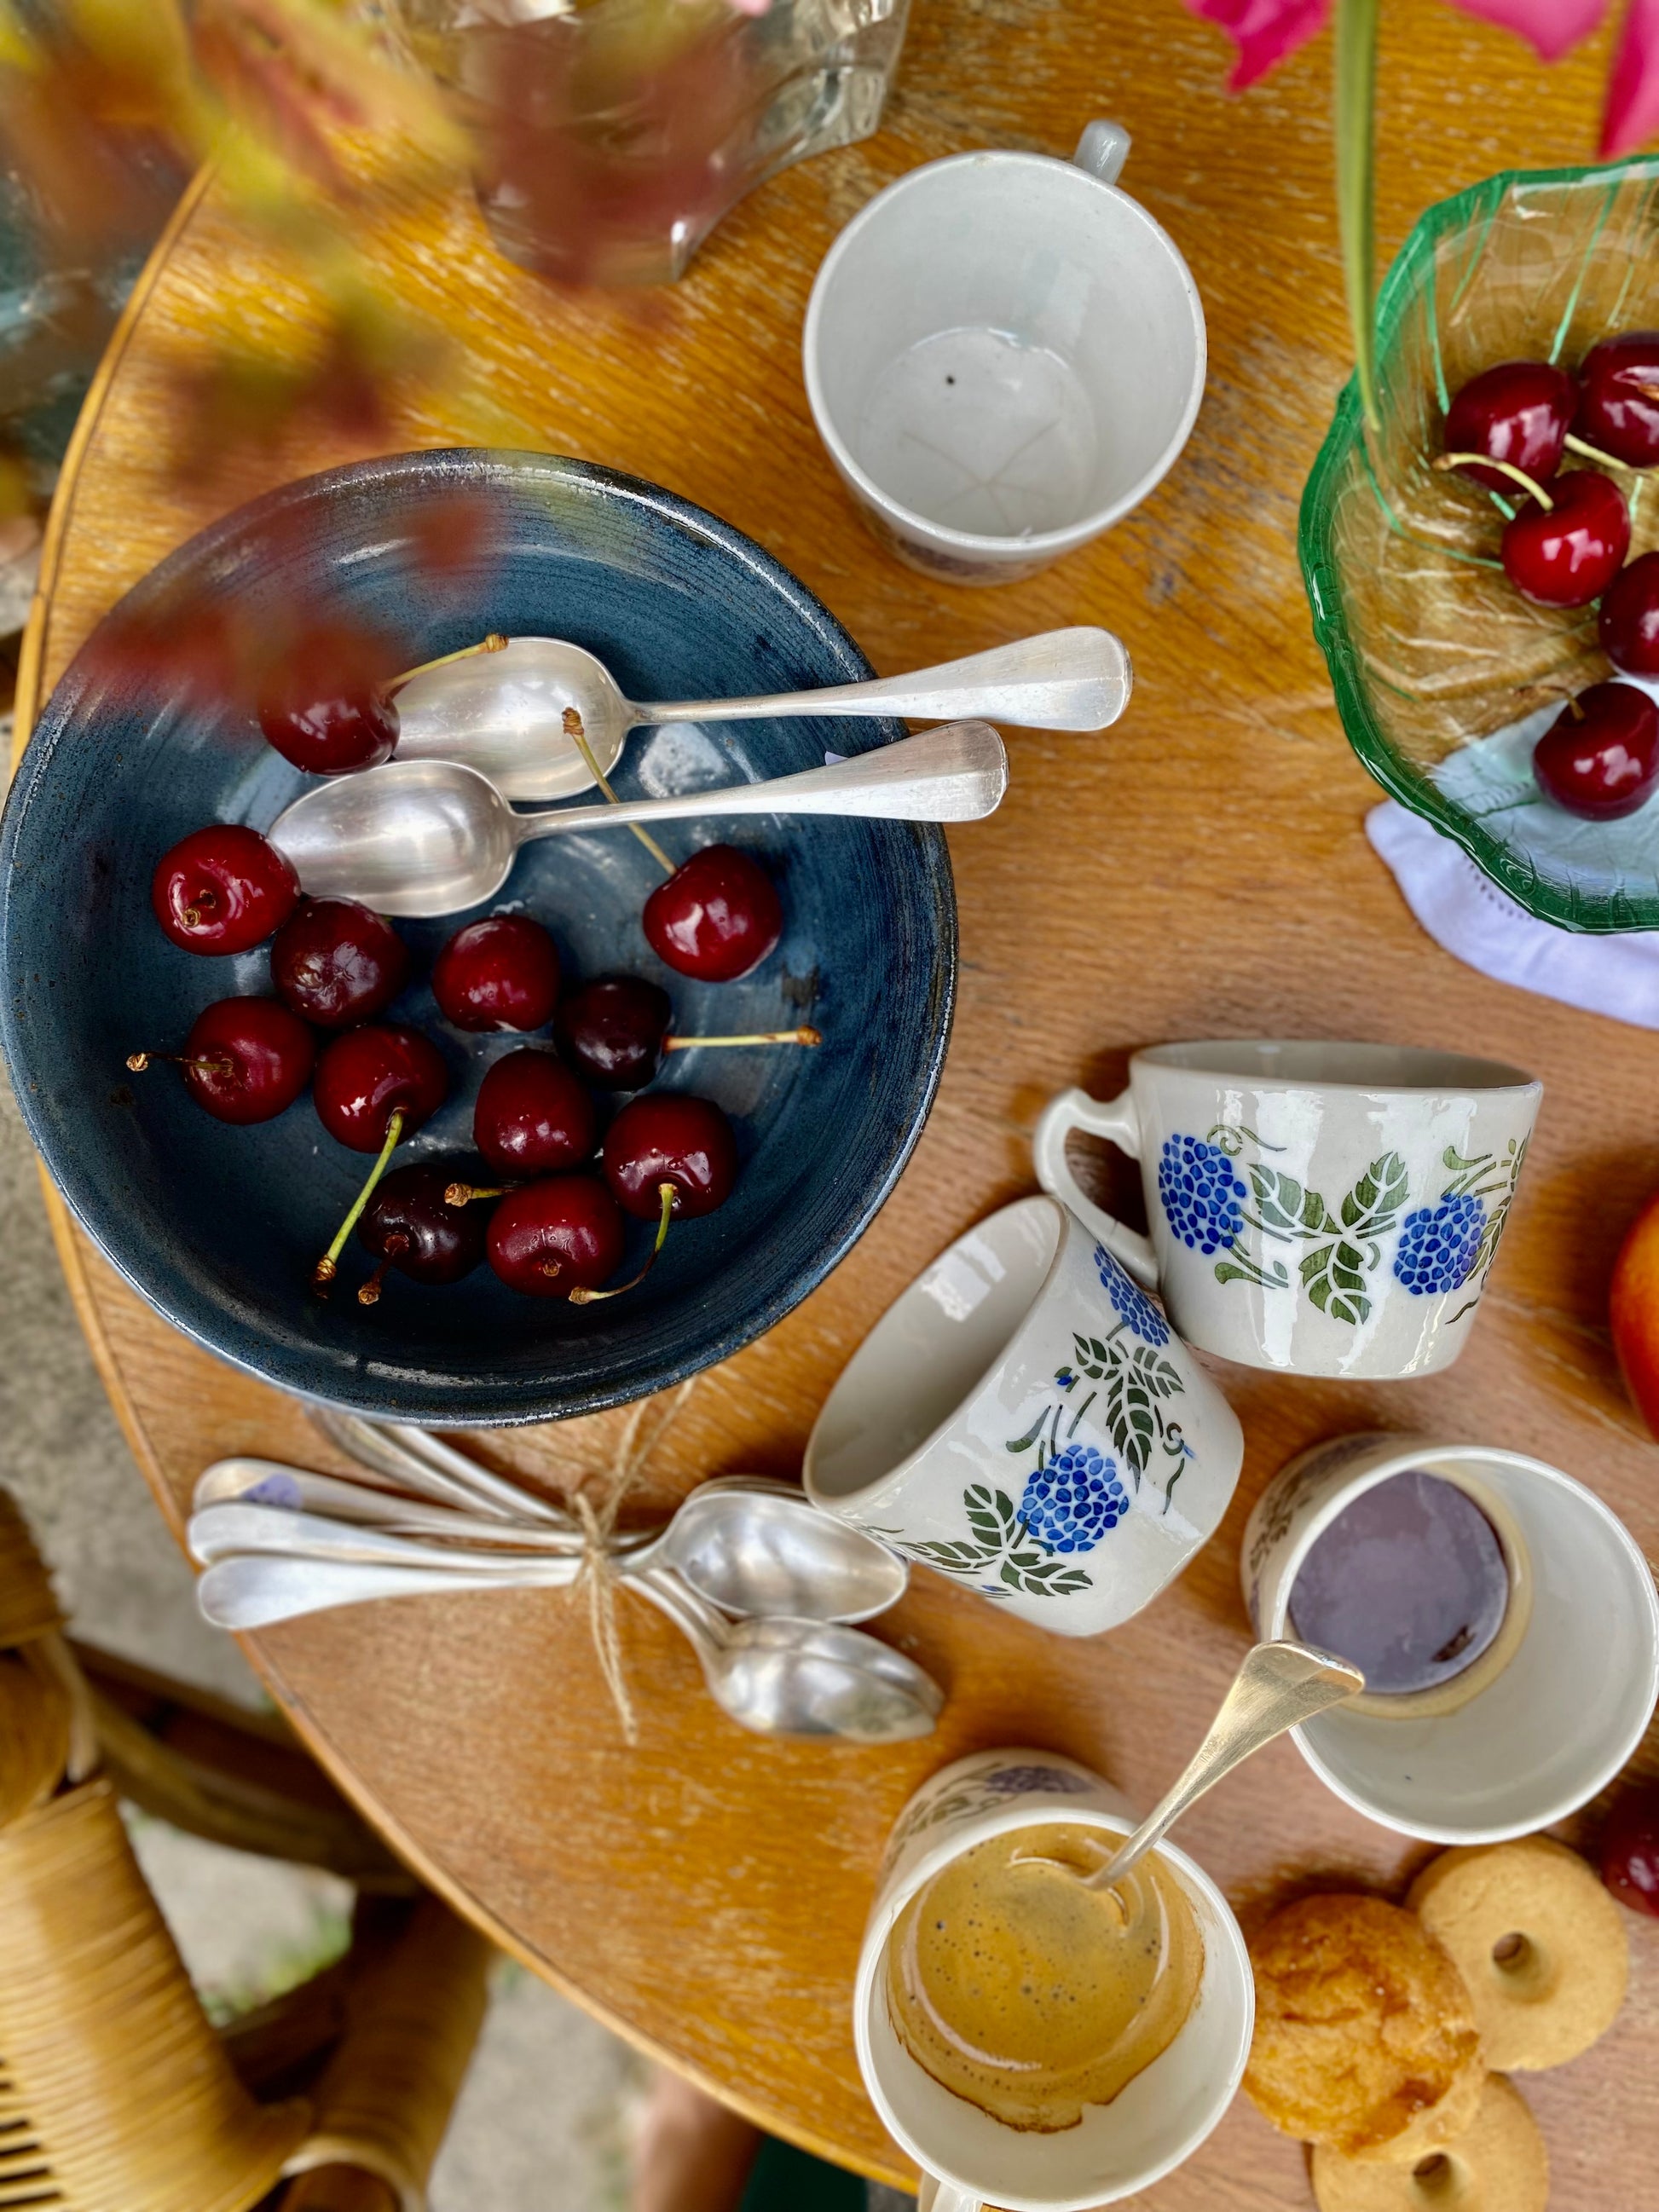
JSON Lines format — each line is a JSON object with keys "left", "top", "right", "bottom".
{"left": 14, "top": 1, "right": 1659, "bottom": 2199}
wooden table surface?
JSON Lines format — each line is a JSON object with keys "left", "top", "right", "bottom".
{"left": 14, "top": 0, "right": 1659, "bottom": 2199}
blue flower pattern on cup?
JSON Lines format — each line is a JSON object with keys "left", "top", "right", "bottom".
{"left": 1017, "top": 1445, "right": 1129, "bottom": 1553}
{"left": 1158, "top": 1135, "right": 1246, "bottom": 1255}
{"left": 1394, "top": 1192, "right": 1485, "bottom": 1296}
{"left": 1094, "top": 1244, "right": 1171, "bottom": 1345}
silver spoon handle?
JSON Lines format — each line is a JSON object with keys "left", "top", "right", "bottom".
{"left": 315, "top": 1409, "right": 574, "bottom": 1528}
{"left": 1096, "top": 1641, "right": 1364, "bottom": 1889}
{"left": 512, "top": 721, "right": 1008, "bottom": 843}
{"left": 196, "top": 1551, "right": 584, "bottom": 1631}
{"left": 636, "top": 629, "right": 1131, "bottom": 735}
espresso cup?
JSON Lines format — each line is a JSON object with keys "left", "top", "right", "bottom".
{"left": 857, "top": 1747, "right": 1253, "bottom": 2209}
{"left": 1034, "top": 1042, "right": 1542, "bottom": 1380}
{"left": 1243, "top": 1433, "right": 1659, "bottom": 1843}
{"left": 803, "top": 1196, "right": 1242, "bottom": 1638}
{"left": 802, "top": 122, "right": 1205, "bottom": 583}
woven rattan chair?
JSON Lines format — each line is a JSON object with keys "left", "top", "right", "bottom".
{"left": 0, "top": 1484, "right": 494, "bottom": 2212}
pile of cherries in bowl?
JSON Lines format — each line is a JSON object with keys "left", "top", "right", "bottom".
{"left": 136, "top": 641, "right": 818, "bottom": 1308}
{"left": 1440, "top": 331, "right": 1659, "bottom": 823}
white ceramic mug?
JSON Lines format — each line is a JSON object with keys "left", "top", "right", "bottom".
{"left": 1034, "top": 1042, "right": 1542, "bottom": 1380}
{"left": 857, "top": 1747, "right": 1253, "bottom": 2209}
{"left": 1242, "top": 1433, "right": 1659, "bottom": 1843}
{"left": 802, "top": 122, "right": 1205, "bottom": 583}
{"left": 803, "top": 1196, "right": 1241, "bottom": 1637}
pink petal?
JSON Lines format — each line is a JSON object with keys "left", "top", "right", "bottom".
{"left": 1184, "top": 0, "right": 1332, "bottom": 89}
{"left": 1603, "top": 0, "right": 1659, "bottom": 152}
{"left": 1445, "top": 0, "right": 1607, "bottom": 62}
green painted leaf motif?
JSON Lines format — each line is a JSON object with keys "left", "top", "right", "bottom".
{"left": 1300, "top": 1239, "right": 1373, "bottom": 1326}
{"left": 964, "top": 1484, "right": 1016, "bottom": 1536}
{"left": 1005, "top": 1409, "right": 1049, "bottom": 1455}
{"left": 1130, "top": 1343, "right": 1186, "bottom": 1401}
{"left": 1103, "top": 1363, "right": 1154, "bottom": 1481}
{"left": 1249, "top": 1164, "right": 1338, "bottom": 1237}
{"left": 1340, "top": 1152, "right": 1408, "bottom": 1233}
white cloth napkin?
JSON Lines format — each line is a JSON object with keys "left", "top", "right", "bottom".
{"left": 1366, "top": 800, "right": 1659, "bottom": 1030}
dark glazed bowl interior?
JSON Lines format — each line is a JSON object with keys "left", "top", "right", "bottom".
{"left": 0, "top": 450, "right": 955, "bottom": 1425}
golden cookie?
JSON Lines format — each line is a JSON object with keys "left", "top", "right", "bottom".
{"left": 1311, "top": 2074, "right": 1549, "bottom": 2212}
{"left": 1245, "top": 1894, "right": 1484, "bottom": 2160}
{"left": 1408, "top": 1835, "right": 1628, "bottom": 2071}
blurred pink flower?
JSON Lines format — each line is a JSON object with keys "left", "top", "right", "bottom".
{"left": 1604, "top": 0, "right": 1659, "bottom": 149}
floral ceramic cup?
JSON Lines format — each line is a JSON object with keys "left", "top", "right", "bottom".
{"left": 857, "top": 1748, "right": 1253, "bottom": 2209}
{"left": 1033, "top": 1042, "right": 1541, "bottom": 1380}
{"left": 802, "top": 1196, "right": 1242, "bottom": 1637}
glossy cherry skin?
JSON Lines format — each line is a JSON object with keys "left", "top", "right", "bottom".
{"left": 359, "top": 1161, "right": 488, "bottom": 1287}
{"left": 312, "top": 1024, "right": 448, "bottom": 1152}
{"left": 432, "top": 914, "right": 560, "bottom": 1032}
{"left": 473, "top": 1048, "right": 597, "bottom": 1175}
{"left": 1443, "top": 360, "right": 1575, "bottom": 493}
{"left": 1533, "top": 683, "right": 1659, "bottom": 819}
{"left": 555, "top": 975, "right": 672, "bottom": 1091}
{"left": 179, "top": 997, "right": 316, "bottom": 1125}
{"left": 152, "top": 825, "right": 300, "bottom": 955}
{"left": 602, "top": 1093, "right": 737, "bottom": 1221}
{"left": 487, "top": 1175, "right": 625, "bottom": 1297}
{"left": 1575, "top": 331, "right": 1659, "bottom": 467}
{"left": 643, "top": 846, "right": 781, "bottom": 983}
{"left": 1501, "top": 472, "right": 1630, "bottom": 607}
{"left": 1603, "top": 1781, "right": 1659, "bottom": 1918}
{"left": 257, "top": 619, "right": 400, "bottom": 775}
{"left": 1598, "top": 550, "right": 1659, "bottom": 675}
{"left": 270, "top": 898, "right": 410, "bottom": 1030}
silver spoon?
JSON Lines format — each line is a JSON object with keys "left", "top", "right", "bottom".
{"left": 192, "top": 1457, "right": 591, "bottom": 1545}
{"left": 268, "top": 721, "right": 1008, "bottom": 916}
{"left": 391, "top": 629, "right": 1131, "bottom": 801}
{"left": 1014, "top": 1641, "right": 1363, "bottom": 1893}
{"left": 310, "top": 1407, "right": 569, "bottom": 1525}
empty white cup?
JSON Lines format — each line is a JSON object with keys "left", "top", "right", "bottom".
{"left": 802, "top": 122, "right": 1205, "bottom": 582}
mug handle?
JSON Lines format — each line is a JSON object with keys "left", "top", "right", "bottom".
{"left": 1032, "top": 1085, "right": 1159, "bottom": 1288}
{"left": 1072, "top": 119, "right": 1130, "bottom": 184}
{"left": 918, "top": 2175, "right": 982, "bottom": 2212}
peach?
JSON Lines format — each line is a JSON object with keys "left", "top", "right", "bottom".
{"left": 1611, "top": 1190, "right": 1659, "bottom": 1440}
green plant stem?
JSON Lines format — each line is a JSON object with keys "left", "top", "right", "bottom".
{"left": 1335, "top": 0, "right": 1381, "bottom": 433}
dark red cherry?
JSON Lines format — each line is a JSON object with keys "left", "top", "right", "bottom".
{"left": 152, "top": 825, "right": 300, "bottom": 955}
{"left": 432, "top": 914, "right": 560, "bottom": 1032}
{"left": 257, "top": 618, "right": 402, "bottom": 775}
{"left": 1598, "top": 551, "right": 1659, "bottom": 675}
{"left": 128, "top": 996, "right": 315, "bottom": 1124}
{"left": 355, "top": 1161, "right": 488, "bottom": 1302}
{"left": 602, "top": 1093, "right": 737, "bottom": 1221}
{"left": 1443, "top": 361, "right": 1575, "bottom": 493}
{"left": 1501, "top": 472, "right": 1630, "bottom": 607}
{"left": 1603, "top": 1780, "right": 1659, "bottom": 1918}
{"left": 556, "top": 975, "right": 673, "bottom": 1090}
{"left": 270, "top": 898, "right": 410, "bottom": 1030}
{"left": 487, "top": 1175, "right": 625, "bottom": 1297}
{"left": 643, "top": 845, "right": 781, "bottom": 983}
{"left": 1533, "top": 682, "right": 1659, "bottom": 819}
{"left": 1575, "top": 331, "right": 1659, "bottom": 467}
{"left": 313, "top": 1024, "right": 448, "bottom": 1152}
{"left": 473, "top": 1048, "right": 596, "bottom": 1175}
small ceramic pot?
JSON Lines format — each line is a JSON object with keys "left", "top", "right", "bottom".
{"left": 1034, "top": 1041, "right": 1541, "bottom": 1379}
{"left": 857, "top": 1747, "right": 1253, "bottom": 2210}
{"left": 803, "top": 1196, "right": 1242, "bottom": 1637}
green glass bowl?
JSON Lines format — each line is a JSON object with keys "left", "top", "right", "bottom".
{"left": 1300, "top": 153, "right": 1659, "bottom": 933}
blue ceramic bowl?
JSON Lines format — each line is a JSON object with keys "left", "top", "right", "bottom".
{"left": 0, "top": 450, "right": 955, "bottom": 1425}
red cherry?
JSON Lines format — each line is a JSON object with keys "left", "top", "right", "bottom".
{"left": 313, "top": 1024, "right": 448, "bottom": 1152}
{"left": 1500, "top": 472, "right": 1630, "bottom": 607}
{"left": 643, "top": 846, "right": 781, "bottom": 983}
{"left": 356, "top": 1161, "right": 489, "bottom": 1302}
{"left": 487, "top": 1175, "right": 625, "bottom": 1297}
{"left": 128, "top": 996, "right": 315, "bottom": 1124}
{"left": 432, "top": 914, "right": 560, "bottom": 1032}
{"left": 257, "top": 619, "right": 402, "bottom": 775}
{"left": 1598, "top": 551, "right": 1659, "bottom": 675}
{"left": 1443, "top": 361, "right": 1575, "bottom": 493}
{"left": 270, "top": 898, "right": 410, "bottom": 1030}
{"left": 602, "top": 1093, "right": 737, "bottom": 1221}
{"left": 473, "top": 1048, "right": 597, "bottom": 1175}
{"left": 1533, "top": 682, "right": 1659, "bottom": 819}
{"left": 556, "top": 975, "right": 673, "bottom": 1090}
{"left": 1575, "top": 331, "right": 1659, "bottom": 467}
{"left": 152, "top": 825, "right": 300, "bottom": 955}
{"left": 1603, "top": 1780, "right": 1659, "bottom": 1917}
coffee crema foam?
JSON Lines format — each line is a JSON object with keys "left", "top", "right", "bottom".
{"left": 884, "top": 1822, "right": 1204, "bottom": 2134}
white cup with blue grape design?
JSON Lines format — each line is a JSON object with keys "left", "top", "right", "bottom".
{"left": 1033, "top": 1042, "right": 1542, "bottom": 1381}
{"left": 803, "top": 1195, "right": 1243, "bottom": 1637}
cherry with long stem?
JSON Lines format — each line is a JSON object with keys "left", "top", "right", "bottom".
{"left": 569, "top": 1182, "right": 675, "bottom": 1305}
{"left": 127, "top": 1051, "right": 233, "bottom": 1076}
{"left": 563, "top": 707, "right": 674, "bottom": 874}
{"left": 315, "top": 1108, "right": 404, "bottom": 1292}
{"left": 662, "top": 1026, "right": 820, "bottom": 1055}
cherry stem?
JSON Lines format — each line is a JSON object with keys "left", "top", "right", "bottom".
{"left": 562, "top": 707, "right": 674, "bottom": 875}
{"left": 569, "top": 1182, "right": 674, "bottom": 1305}
{"left": 1638, "top": 382, "right": 1659, "bottom": 402}
{"left": 315, "top": 1109, "right": 405, "bottom": 1292}
{"left": 661, "top": 1026, "right": 823, "bottom": 1054}
{"left": 1563, "top": 433, "right": 1638, "bottom": 471}
{"left": 384, "top": 633, "right": 507, "bottom": 700}
{"left": 127, "top": 1051, "right": 234, "bottom": 1076}
{"left": 445, "top": 1181, "right": 510, "bottom": 1207}
{"left": 181, "top": 889, "right": 218, "bottom": 926}
{"left": 1434, "top": 452, "right": 1553, "bottom": 510}
{"left": 356, "top": 1233, "right": 409, "bottom": 1308}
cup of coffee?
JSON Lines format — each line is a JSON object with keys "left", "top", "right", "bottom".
{"left": 1243, "top": 1433, "right": 1659, "bottom": 1842}
{"left": 802, "top": 122, "right": 1205, "bottom": 583}
{"left": 856, "top": 1747, "right": 1253, "bottom": 2210}
{"left": 803, "top": 1195, "right": 1242, "bottom": 1637}
{"left": 1034, "top": 1041, "right": 1542, "bottom": 1379}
